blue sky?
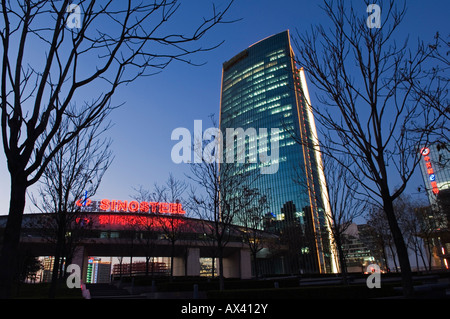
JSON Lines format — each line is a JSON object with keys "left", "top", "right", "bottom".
{"left": 0, "top": 0, "right": 448, "bottom": 216}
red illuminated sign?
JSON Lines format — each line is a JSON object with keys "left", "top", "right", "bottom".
{"left": 75, "top": 198, "right": 92, "bottom": 207}
{"left": 75, "top": 214, "right": 186, "bottom": 228}
{"left": 421, "top": 147, "right": 439, "bottom": 195}
{"left": 97, "top": 214, "right": 185, "bottom": 227}
{"left": 76, "top": 198, "right": 186, "bottom": 215}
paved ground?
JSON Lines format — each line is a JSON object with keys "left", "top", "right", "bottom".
{"left": 83, "top": 275, "right": 450, "bottom": 299}
{"left": 85, "top": 282, "right": 204, "bottom": 299}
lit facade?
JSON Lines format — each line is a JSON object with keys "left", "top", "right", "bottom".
{"left": 342, "top": 224, "right": 387, "bottom": 273}
{"left": 418, "top": 143, "right": 450, "bottom": 270}
{"left": 219, "top": 30, "right": 336, "bottom": 274}
{"left": 419, "top": 143, "right": 450, "bottom": 207}
{"left": 2, "top": 212, "right": 278, "bottom": 280}
{"left": 86, "top": 258, "right": 111, "bottom": 283}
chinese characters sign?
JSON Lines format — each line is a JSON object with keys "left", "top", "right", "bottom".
{"left": 421, "top": 147, "right": 439, "bottom": 195}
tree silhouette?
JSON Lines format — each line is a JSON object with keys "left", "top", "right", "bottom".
{"left": 0, "top": 0, "right": 234, "bottom": 297}
{"left": 292, "top": 0, "right": 448, "bottom": 296}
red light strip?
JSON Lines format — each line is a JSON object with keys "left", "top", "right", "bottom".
{"left": 77, "top": 198, "right": 186, "bottom": 214}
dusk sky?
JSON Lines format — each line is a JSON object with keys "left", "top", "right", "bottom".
{"left": 0, "top": 0, "right": 448, "bottom": 217}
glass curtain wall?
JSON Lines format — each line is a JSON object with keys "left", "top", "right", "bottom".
{"left": 220, "top": 31, "right": 335, "bottom": 274}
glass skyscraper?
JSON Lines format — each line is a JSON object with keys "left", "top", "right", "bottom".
{"left": 220, "top": 30, "right": 336, "bottom": 274}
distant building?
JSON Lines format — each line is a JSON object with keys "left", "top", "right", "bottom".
{"left": 1, "top": 212, "right": 280, "bottom": 281}
{"left": 86, "top": 258, "right": 111, "bottom": 283}
{"left": 39, "top": 256, "right": 111, "bottom": 284}
{"left": 414, "top": 205, "right": 449, "bottom": 271}
{"left": 41, "top": 256, "right": 55, "bottom": 283}
{"left": 112, "top": 260, "right": 168, "bottom": 277}
{"left": 418, "top": 143, "right": 450, "bottom": 271}
{"left": 342, "top": 224, "right": 386, "bottom": 273}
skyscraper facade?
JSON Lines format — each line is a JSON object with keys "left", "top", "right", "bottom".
{"left": 220, "top": 30, "right": 336, "bottom": 274}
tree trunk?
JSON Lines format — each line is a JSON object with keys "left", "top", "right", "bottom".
{"left": 0, "top": 175, "right": 27, "bottom": 298}
{"left": 335, "top": 234, "right": 348, "bottom": 285}
{"left": 388, "top": 243, "right": 399, "bottom": 272}
{"left": 49, "top": 243, "right": 62, "bottom": 298}
{"left": 211, "top": 256, "right": 216, "bottom": 278}
{"left": 383, "top": 197, "right": 413, "bottom": 297}
{"left": 414, "top": 243, "right": 419, "bottom": 273}
{"left": 145, "top": 256, "right": 150, "bottom": 276}
{"left": 381, "top": 245, "right": 389, "bottom": 272}
{"left": 170, "top": 240, "right": 175, "bottom": 281}
{"left": 252, "top": 251, "right": 259, "bottom": 279}
{"left": 49, "top": 213, "right": 66, "bottom": 298}
{"left": 218, "top": 246, "right": 225, "bottom": 291}
{"left": 426, "top": 240, "right": 434, "bottom": 271}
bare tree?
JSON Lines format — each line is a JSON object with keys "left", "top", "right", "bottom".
{"left": 317, "top": 155, "right": 366, "bottom": 284}
{"left": 394, "top": 194, "right": 431, "bottom": 272}
{"left": 412, "top": 190, "right": 450, "bottom": 272}
{"left": 237, "top": 188, "right": 270, "bottom": 279}
{"left": 291, "top": 0, "right": 448, "bottom": 296}
{"left": 367, "top": 195, "right": 438, "bottom": 273}
{"left": 0, "top": 0, "right": 234, "bottom": 297}
{"left": 154, "top": 174, "right": 188, "bottom": 280}
{"left": 366, "top": 204, "right": 396, "bottom": 272}
{"left": 29, "top": 115, "right": 112, "bottom": 298}
{"left": 187, "top": 124, "right": 257, "bottom": 290}
{"left": 129, "top": 188, "right": 158, "bottom": 277}
{"left": 414, "top": 206, "right": 437, "bottom": 272}
{"left": 132, "top": 174, "right": 188, "bottom": 280}
{"left": 138, "top": 220, "right": 158, "bottom": 277}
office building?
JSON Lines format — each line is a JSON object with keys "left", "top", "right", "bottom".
{"left": 342, "top": 224, "right": 386, "bottom": 273}
{"left": 419, "top": 143, "right": 450, "bottom": 207}
{"left": 219, "top": 30, "right": 336, "bottom": 274}
{"left": 418, "top": 143, "right": 450, "bottom": 270}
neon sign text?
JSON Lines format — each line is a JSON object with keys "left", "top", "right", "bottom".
{"left": 97, "top": 214, "right": 185, "bottom": 227}
{"left": 75, "top": 214, "right": 186, "bottom": 229}
{"left": 421, "top": 147, "right": 439, "bottom": 195}
{"left": 76, "top": 198, "right": 186, "bottom": 215}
